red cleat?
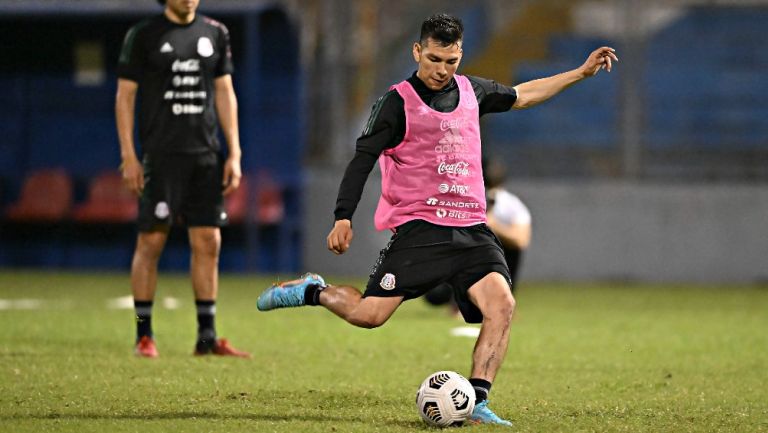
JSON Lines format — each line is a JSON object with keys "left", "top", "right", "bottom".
{"left": 134, "top": 336, "right": 159, "bottom": 358}
{"left": 194, "top": 338, "right": 251, "bottom": 358}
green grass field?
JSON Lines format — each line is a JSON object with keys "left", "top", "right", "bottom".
{"left": 0, "top": 271, "right": 766, "bottom": 432}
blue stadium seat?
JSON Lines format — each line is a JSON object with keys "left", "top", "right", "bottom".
{"left": 484, "top": 6, "right": 768, "bottom": 153}
{"left": 645, "top": 7, "right": 768, "bottom": 150}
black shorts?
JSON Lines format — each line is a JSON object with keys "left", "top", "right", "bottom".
{"left": 364, "top": 220, "right": 512, "bottom": 323}
{"left": 137, "top": 152, "right": 227, "bottom": 231}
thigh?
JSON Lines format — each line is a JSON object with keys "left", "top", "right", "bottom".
{"left": 449, "top": 240, "right": 512, "bottom": 324}
{"left": 182, "top": 152, "right": 226, "bottom": 227}
{"left": 466, "top": 272, "right": 515, "bottom": 315}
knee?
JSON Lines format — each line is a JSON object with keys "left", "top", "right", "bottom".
{"left": 135, "top": 234, "right": 166, "bottom": 262}
{"left": 489, "top": 292, "right": 516, "bottom": 323}
{"left": 501, "top": 293, "right": 516, "bottom": 319}
{"left": 190, "top": 231, "right": 221, "bottom": 258}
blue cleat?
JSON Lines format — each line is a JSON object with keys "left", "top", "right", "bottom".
{"left": 257, "top": 273, "right": 327, "bottom": 311}
{"left": 469, "top": 400, "right": 513, "bottom": 426}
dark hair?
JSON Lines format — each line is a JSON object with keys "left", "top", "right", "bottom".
{"left": 419, "top": 13, "right": 463, "bottom": 46}
{"left": 482, "top": 157, "right": 507, "bottom": 189}
{"left": 157, "top": 0, "right": 166, "bottom": 5}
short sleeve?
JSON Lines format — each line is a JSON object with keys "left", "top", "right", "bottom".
{"left": 467, "top": 75, "right": 518, "bottom": 115}
{"left": 491, "top": 189, "right": 531, "bottom": 225}
{"left": 117, "top": 24, "right": 146, "bottom": 82}
{"left": 215, "top": 23, "right": 234, "bottom": 77}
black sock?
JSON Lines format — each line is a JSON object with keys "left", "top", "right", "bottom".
{"left": 195, "top": 300, "right": 217, "bottom": 348}
{"left": 304, "top": 284, "right": 324, "bottom": 306}
{"left": 469, "top": 378, "right": 492, "bottom": 403}
{"left": 134, "top": 300, "right": 153, "bottom": 342}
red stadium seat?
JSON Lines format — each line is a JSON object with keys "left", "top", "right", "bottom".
{"left": 225, "top": 175, "right": 249, "bottom": 224}
{"left": 225, "top": 171, "right": 285, "bottom": 225}
{"left": 5, "top": 169, "right": 73, "bottom": 222}
{"left": 71, "top": 171, "right": 137, "bottom": 223}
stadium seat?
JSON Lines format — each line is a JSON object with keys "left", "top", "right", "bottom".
{"left": 225, "top": 172, "right": 285, "bottom": 225}
{"left": 71, "top": 171, "right": 137, "bottom": 223}
{"left": 5, "top": 169, "right": 73, "bottom": 222}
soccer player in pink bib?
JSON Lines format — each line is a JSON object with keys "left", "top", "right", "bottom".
{"left": 258, "top": 13, "right": 617, "bottom": 425}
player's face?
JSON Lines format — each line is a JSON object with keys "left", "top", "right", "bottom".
{"left": 413, "top": 38, "right": 463, "bottom": 91}
{"left": 166, "top": 0, "right": 199, "bottom": 17}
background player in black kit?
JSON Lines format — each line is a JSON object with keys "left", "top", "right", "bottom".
{"left": 116, "top": 0, "right": 249, "bottom": 358}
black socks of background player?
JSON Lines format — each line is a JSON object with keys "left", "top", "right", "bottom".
{"left": 304, "top": 284, "right": 325, "bottom": 306}
{"left": 135, "top": 300, "right": 153, "bottom": 341}
{"left": 196, "top": 300, "right": 217, "bottom": 349}
{"left": 470, "top": 378, "right": 492, "bottom": 404}
{"left": 135, "top": 299, "right": 218, "bottom": 347}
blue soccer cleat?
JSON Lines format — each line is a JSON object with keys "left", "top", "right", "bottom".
{"left": 257, "top": 273, "right": 327, "bottom": 311}
{"left": 469, "top": 400, "right": 513, "bottom": 426}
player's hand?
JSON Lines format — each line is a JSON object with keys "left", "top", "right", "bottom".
{"left": 222, "top": 155, "right": 242, "bottom": 196}
{"left": 327, "top": 219, "right": 353, "bottom": 255}
{"left": 579, "top": 46, "right": 618, "bottom": 77}
{"left": 120, "top": 155, "right": 144, "bottom": 196}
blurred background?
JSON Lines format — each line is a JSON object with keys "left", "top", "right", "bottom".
{"left": 0, "top": 0, "right": 766, "bottom": 283}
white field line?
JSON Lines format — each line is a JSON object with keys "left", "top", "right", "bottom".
{"left": 106, "top": 296, "right": 180, "bottom": 310}
{"left": 0, "top": 297, "right": 179, "bottom": 310}
{"left": 450, "top": 326, "right": 481, "bottom": 338}
{"left": 0, "top": 299, "right": 44, "bottom": 310}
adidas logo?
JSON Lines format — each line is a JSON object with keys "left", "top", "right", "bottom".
{"left": 160, "top": 42, "right": 173, "bottom": 53}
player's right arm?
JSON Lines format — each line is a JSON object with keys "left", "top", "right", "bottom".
{"left": 327, "top": 90, "right": 404, "bottom": 254}
{"left": 116, "top": 22, "right": 148, "bottom": 196}
{"left": 115, "top": 79, "right": 143, "bottom": 196}
{"left": 327, "top": 219, "right": 353, "bottom": 255}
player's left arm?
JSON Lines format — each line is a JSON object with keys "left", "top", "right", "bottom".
{"left": 513, "top": 46, "right": 618, "bottom": 109}
{"left": 486, "top": 214, "right": 531, "bottom": 250}
{"left": 214, "top": 74, "right": 242, "bottom": 196}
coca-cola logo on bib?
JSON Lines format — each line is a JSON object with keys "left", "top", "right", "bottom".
{"left": 437, "top": 161, "right": 470, "bottom": 176}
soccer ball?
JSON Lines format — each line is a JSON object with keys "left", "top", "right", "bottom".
{"left": 415, "top": 371, "right": 476, "bottom": 427}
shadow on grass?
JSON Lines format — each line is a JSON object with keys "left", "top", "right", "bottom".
{"left": 1, "top": 413, "right": 427, "bottom": 429}
{"left": 1, "top": 389, "right": 429, "bottom": 429}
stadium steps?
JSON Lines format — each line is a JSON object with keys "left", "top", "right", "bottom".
{"left": 462, "top": 0, "right": 581, "bottom": 82}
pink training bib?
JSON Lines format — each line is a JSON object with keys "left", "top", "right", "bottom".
{"left": 374, "top": 74, "right": 486, "bottom": 231}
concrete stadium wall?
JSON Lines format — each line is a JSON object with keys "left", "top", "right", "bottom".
{"left": 303, "top": 167, "right": 768, "bottom": 284}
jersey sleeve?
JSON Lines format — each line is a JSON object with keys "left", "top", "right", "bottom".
{"left": 333, "top": 90, "right": 404, "bottom": 221}
{"left": 117, "top": 23, "right": 147, "bottom": 82}
{"left": 215, "top": 22, "right": 234, "bottom": 77}
{"left": 467, "top": 75, "right": 518, "bottom": 115}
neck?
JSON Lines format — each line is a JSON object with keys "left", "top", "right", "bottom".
{"left": 412, "top": 72, "right": 452, "bottom": 93}
{"left": 165, "top": 8, "right": 195, "bottom": 25}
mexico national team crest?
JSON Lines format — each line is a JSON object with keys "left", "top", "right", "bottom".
{"left": 154, "top": 202, "right": 169, "bottom": 219}
{"left": 197, "top": 37, "right": 214, "bottom": 57}
{"left": 380, "top": 273, "right": 396, "bottom": 291}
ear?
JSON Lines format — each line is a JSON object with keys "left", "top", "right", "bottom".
{"left": 412, "top": 42, "right": 421, "bottom": 63}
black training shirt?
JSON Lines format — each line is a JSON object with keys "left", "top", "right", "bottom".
{"left": 334, "top": 73, "right": 518, "bottom": 221}
{"left": 118, "top": 14, "right": 233, "bottom": 155}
